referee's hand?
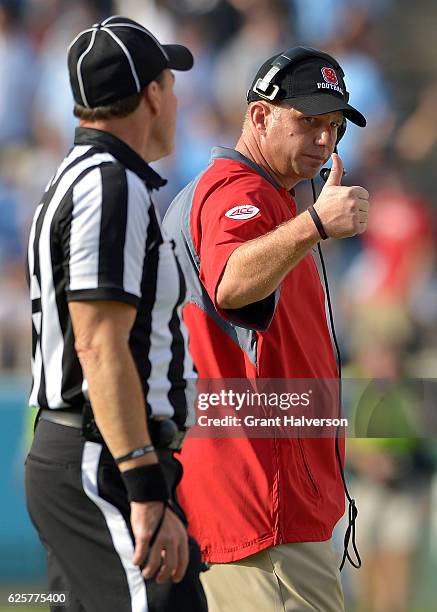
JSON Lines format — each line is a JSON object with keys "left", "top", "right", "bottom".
{"left": 130, "top": 501, "right": 189, "bottom": 583}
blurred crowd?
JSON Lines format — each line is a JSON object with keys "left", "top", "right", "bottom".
{"left": 1, "top": 0, "right": 436, "bottom": 609}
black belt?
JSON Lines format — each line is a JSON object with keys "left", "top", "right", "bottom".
{"left": 38, "top": 408, "right": 186, "bottom": 450}
{"left": 40, "top": 408, "right": 82, "bottom": 428}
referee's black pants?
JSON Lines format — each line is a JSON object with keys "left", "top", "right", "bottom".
{"left": 25, "top": 419, "right": 208, "bottom": 612}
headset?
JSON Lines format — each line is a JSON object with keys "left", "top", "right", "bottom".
{"left": 250, "top": 46, "right": 361, "bottom": 571}
{"left": 248, "top": 46, "right": 349, "bottom": 146}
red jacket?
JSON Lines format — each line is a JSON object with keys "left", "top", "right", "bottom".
{"left": 163, "top": 147, "right": 344, "bottom": 562}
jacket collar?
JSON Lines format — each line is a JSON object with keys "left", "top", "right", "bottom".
{"left": 210, "top": 146, "right": 296, "bottom": 196}
{"left": 74, "top": 127, "right": 167, "bottom": 190}
{"left": 210, "top": 146, "right": 281, "bottom": 189}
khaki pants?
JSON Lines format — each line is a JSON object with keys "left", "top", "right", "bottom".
{"left": 201, "top": 540, "right": 344, "bottom": 612}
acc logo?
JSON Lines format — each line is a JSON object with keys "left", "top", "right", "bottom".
{"left": 225, "top": 205, "right": 260, "bottom": 220}
{"left": 321, "top": 67, "right": 338, "bottom": 85}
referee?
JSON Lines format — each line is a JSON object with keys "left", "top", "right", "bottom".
{"left": 25, "top": 16, "right": 207, "bottom": 612}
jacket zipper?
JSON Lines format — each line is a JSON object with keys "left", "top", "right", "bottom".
{"left": 298, "top": 437, "right": 320, "bottom": 497}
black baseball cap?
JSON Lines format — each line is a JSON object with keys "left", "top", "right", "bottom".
{"left": 247, "top": 49, "right": 366, "bottom": 127}
{"left": 68, "top": 15, "right": 194, "bottom": 108}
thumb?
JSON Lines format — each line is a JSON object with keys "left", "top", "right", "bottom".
{"left": 324, "top": 153, "right": 343, "bottom": 187}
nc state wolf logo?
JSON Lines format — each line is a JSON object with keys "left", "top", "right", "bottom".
{"left": 321, "top": 67, "right": 338, "bottom": 85}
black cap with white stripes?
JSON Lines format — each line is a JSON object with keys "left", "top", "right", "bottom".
{"left": 67, "top": 15, "right": 194, "bottom": 108}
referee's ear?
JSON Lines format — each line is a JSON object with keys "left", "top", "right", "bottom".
{"left": 143, "top": 71, "right": 166, "bottom": 118}
{"left": 143, "top": 81, "right": 160, "bottom": 117}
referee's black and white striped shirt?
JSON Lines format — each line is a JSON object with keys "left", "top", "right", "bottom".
{"left": 26, "top": 127, "right": 195, "bottom": 428}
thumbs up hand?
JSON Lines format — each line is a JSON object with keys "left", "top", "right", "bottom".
{"left": 323, "top": 151, "right": 345, "bottom": 187}
{"left": 313, "top": 153, "right": 369, "bottom": 239}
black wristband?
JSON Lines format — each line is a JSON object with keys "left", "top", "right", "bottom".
{"left": 115, "top": 444, "right": 156, "bottom": 465}
{"left": 308, "top": 205, "right": 328, "bottom": 240}
{"left": 121, "top": 463, "right": 170, "bottom": 503}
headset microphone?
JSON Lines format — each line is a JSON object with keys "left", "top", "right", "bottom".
{"left": 320, "top": 165, "right": 347, "bottom": 182}
{"left": 320, "top": 167, "right": 331, "bottom": 182}
{"left": 320, "top": 146, "right": 347, "bottom": 183}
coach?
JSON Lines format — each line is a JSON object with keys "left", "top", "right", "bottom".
{"left": 163, "top": 48, "right": 369, "bottom": 610}
{"left": 24, "top": 16, "right": 207, "bottom": 612}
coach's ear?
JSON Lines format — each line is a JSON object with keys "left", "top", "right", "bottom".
{"left": 250, "top": 102, "right": 272, "bottom": 136}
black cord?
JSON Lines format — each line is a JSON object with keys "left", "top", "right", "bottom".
{"left": 139, "top": 502, "right": 167, "bottom": 574}
{"left": 310, "top": 178, "right": 362, "bottom": 571}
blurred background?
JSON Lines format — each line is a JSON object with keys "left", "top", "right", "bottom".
{"left": 0, "top": 0, "right": 436, "bottom": 610}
